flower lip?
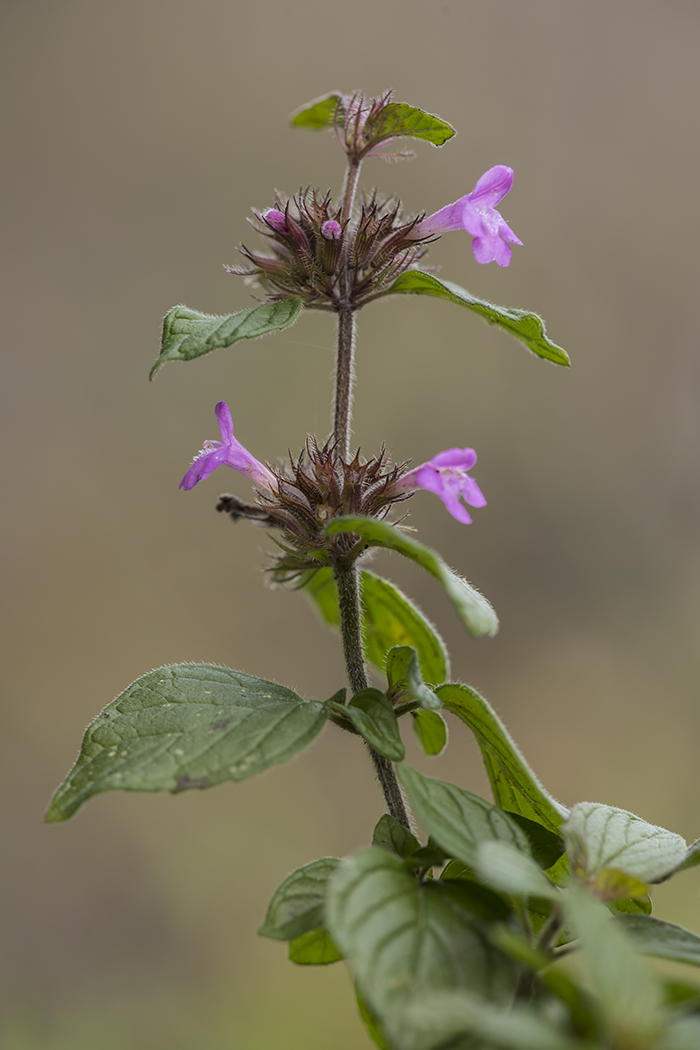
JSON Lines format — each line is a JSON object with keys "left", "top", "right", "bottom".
{"left": 180, "top": 401, "right": 276, "bottom": 493}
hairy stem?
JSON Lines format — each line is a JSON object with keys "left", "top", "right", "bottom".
{"left": 333, "top": 561, "right": 412, "bottom": 829}
{"left": 334, "top": 308, "right": 355, "bottom": 459}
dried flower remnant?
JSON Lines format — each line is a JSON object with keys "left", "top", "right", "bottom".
{"left": 415, "top": 165, "right": 522, "bottom": 267}
{"left": 395, "top": 447, "right": 486, "bottom": 524}
{"left": 180, "top": 401, "right": 276, "bottom": 493}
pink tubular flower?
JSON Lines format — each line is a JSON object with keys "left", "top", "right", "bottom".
{"left": 397, "top": 448, "right": 486, "bottom": 524}
{"left": 180, "top": 402, "right": 276, "bottom": 493}
{"left": 416, "top": 165, "right": 522, "bottom": 267}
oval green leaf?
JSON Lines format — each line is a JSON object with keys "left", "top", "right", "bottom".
{"left": 150, "top": 298, "right": 302, "bottom": 378}
{"left": 45, "top": 664, "right": 328, "bottom": 822}
{"left": 326, "top": 848, "right": 515, "bottom": 1050}
{"left": 380, "top": 271, "right": 570, "bottom": 367}
{"left": 258, "top": 857, "right": 340, "bottom": 941}
{"left": 364, "top": 103, "right": 456, "bottom": 147}
{"left": 397, "top": 765, "right": 532, "bottom": 869}
{"left": 333, "top": 689, "right": 405, "bottom": 762}
{"left": 290, "top": 92, "right": 342, "bottom": 130}
{"left": 412, "top": 710, "right": 448, "bottom": 756}
{"left": 617, "top": 914, "right": 700, "bottom": 969}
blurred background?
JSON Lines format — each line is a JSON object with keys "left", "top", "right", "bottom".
{"left": 2, "top": 0, "right": 700, "bottom": 1046}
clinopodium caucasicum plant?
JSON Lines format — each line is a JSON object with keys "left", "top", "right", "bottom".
{"left": 47, "top": 91, "right": 700, "bottom": 1050}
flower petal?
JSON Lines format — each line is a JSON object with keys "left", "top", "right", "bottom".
{"left": 215, "top": 401, "right": 235, "bottom": 444}
{"left": 179, "top": 444, "right": 227, "bottom": 490}
{"left": 468, "top": 165, "right": 514, "bottom": 207}
{"left": 459, "top": 476, "right": 487, "bottom": 508}
{"left": 429, "top": 448, "right": 478, "bottom": 470}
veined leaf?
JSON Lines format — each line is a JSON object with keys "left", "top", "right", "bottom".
{"left": 325, "top": 516, "right": 498, "bottom": 638}
{"left": 258, "top": 858, "right": 340, "bottom": 941}
{"left": 437, "top": 683, "right": 569, "bottom": 835}
{"left": 382, "top": 271, "right": 569, "bottom": 367}
{"left": 150, "top": 299, "right": 302, "bottom": 378}
{"left": 45, "top": 664, "right": 328, "bottom": 822}
{"left": 326, "top": 848, "right": 515, "bottom": 1050}
{"left": 372, "top": 813, "right": 421, "bottom": 859}
{"left": 290, "top": 92, "right": 342, "bottom": 130}
{"left": 302, "top": 568, "right": 449, "bottom": 684}
{"left": 397, "top": 765, "right": 532, "bottom": 869}
{"left": 364, "top": 103, "right": 455, "bottom": 147}
{"left": 563, "top": 802, "right": 687, "bottom": 886}
{"left": 617, "top": 914, "right": 700, "bottom": 969}
{"left": 331, "top": 689, "right": 405, "bottom": 762}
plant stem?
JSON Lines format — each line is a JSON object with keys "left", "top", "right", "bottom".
{"left": 334, "top": 308, "right": 355, "bottom": 460}
{"left": 331, "top": 153, "right": 412, "bottom": 829}
{"left": 333, "top": 560, "right": 412, "bottom": 829}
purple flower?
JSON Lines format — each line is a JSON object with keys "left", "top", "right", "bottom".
{"left": 180, "top": 402, "right": 276, "bottom": 493}
{"left": 416, "top": 165, "right": 522, "bottom": 267}
{"left": 397, "top": 448, "right": 486, "bottom": 524}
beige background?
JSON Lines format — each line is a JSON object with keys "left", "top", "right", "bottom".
{"left": 3, "top": 1, "right": 700, "bottom": 1046}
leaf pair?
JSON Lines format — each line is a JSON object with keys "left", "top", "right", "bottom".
{"left": 151, "top": 274, "right": 568, "bottom": 377}
{"left": 290, "top": 93, "right": 457, "bottom": 150}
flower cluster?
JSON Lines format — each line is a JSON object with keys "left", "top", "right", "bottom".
{"left": 227, "top": 190, "right": 431, "bottom": 309}
{"left": 181, "top": 403, "right": 486, "bottom": 578}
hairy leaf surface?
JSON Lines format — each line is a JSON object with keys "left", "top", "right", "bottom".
{"left": 151, "top": 299, "right": 302, "bottom": 378}
{"left": 326, "top": 517, "right": 498, "bottom": 638}
{"left": 46, "top": 664, "right": 328, "bottom": 822}
{"left": 383, "top": 271, "right": 569, "bottom": 366}
{"left": 259, "top": 858, "right": 340, "bottom": 941}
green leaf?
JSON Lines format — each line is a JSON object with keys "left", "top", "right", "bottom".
{"left": 383, "top": 271, "right": 570, "bottom": 367}
{"left": 362, "top": 574, "right": 449, "bottom": 684}
{"left": 325, "top": 517, "right": 498, "bottom": 638}
{"left": 386, "top": 646, "right": 441, "bottom": 711}
{"left": 45, "top": 664, "right": 328, "bottom": 822}
{"left": 505, "top": 812, "right": 566, "bottom": 870}
{"left": 331, "top": 688, "right": 405, "bottom": 762}
{"left": 476, "top": 841, "right": 559, "bottom": 901}
{"left": 302, "top": 568, "right": 449, "bottom": 684}
{"left": 563, "top": 802, "right": 688, "bottom": 886}
{"left": 290, "top": 92, "right": 342, "bottom": 130}
{"left": 258, "top": 858, "right": 340, "bottom": 941}
{"left": 617, "top": 914, "right": 700, "bottom": 969}
{"left": 412, "top": 710, "right": 448, "bottom": 756}
{"left": 396, "top": 765, "right": 532, "bottom": 869}
{"left": 364, "top": 103, "right": 456, "bottom": 147}
{"left": 436, "top": 683, "right": 568, "bottom": 836}
{"left": 612, "top": 895, "right": 653, "bottom": 916}
{"left": 356, "top": 986, "right": 395, "bottom": 1050}
{"left": 660, "top": 838, "right": 700, "bottom": 880}
{"left": 405, "top": 992, "right": 584, "bottom": 1050}
{"left": 150, "top": 299, "right": 303, "bottom": 378}
{"left": 372, "top": 813, "right": 421, "bottom": 859}
{"left": 288, "top": 927, "right": 343, "bottom": 965}
{"left": 326, "top": 847, "right": 515, "bottom": 1050}
{"left": 565, "top": 887, "right": 665, "bottom": 1046}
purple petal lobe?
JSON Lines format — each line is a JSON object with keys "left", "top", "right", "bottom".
{"left": 469, "top": 165, "right": 514, "bottom": 206}
{"left": 180, "top": 401, "right": 276, "bottom": 493}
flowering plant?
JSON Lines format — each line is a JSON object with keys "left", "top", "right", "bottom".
{"left": 47, "top": 90, "right": 700, "bottom": 1050}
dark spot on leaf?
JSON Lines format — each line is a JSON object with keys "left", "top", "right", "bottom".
{"left": 174, "top": 774, "right": 213, "bottom": 793}
{"left": 208, "top": 718, "right": 232, "bottom": 732}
